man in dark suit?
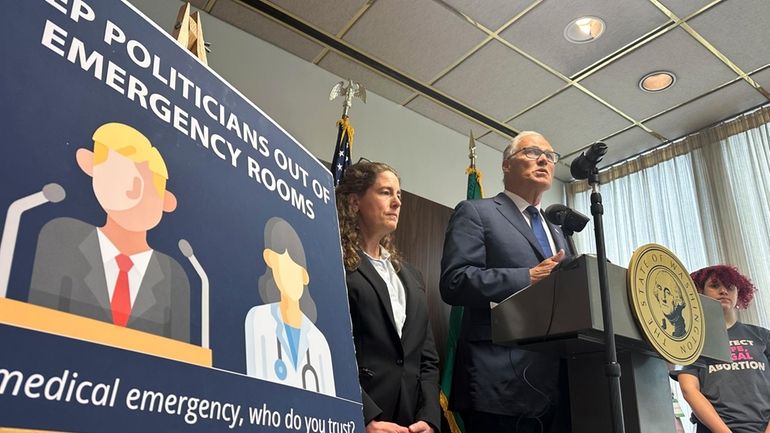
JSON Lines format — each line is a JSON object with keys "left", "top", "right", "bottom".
{"left": 440, "top": 131, "right": 572, "bottom": 433}
{"left": 28, "top": 217, "right": 190, "bottom": 342}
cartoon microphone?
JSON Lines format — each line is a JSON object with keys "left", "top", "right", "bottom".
{"left": 0, "top": 183, "right": 66, "bottom": 298}
{"left": 179, "top": 239, "right": 210, "bottom": 349}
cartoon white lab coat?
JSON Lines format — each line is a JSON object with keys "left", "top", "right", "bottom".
{"left": 245, "top": 303, "right": 336, "bottom": 396}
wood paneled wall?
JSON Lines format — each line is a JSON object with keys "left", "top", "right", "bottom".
{"left": 393, "top": 190, "right": 455, "bottom": 370}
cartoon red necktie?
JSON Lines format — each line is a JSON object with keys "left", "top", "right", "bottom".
{"left": 112, "top": 254, "right": 134, "bottom": 327}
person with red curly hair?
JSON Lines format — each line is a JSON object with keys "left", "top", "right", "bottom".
{"left": 676, "top": 265, "right": 770, "bottom": 433}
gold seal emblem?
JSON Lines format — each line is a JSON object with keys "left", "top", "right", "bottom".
{"left": 627, "top": 244, "right": 704, "bottom": 365}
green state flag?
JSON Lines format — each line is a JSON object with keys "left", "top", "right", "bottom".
{"left": 465, "top": 167, "right": 484, "bottom": 201}
{"left": 440, "top": 162, "right": 484, "bottom": 433}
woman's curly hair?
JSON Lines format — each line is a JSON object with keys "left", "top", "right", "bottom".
{"left": 336, "top": 161, "right": 402, "bottom": 272}
{"left": 690, "top": 264, "right": 757, "bottom": 309}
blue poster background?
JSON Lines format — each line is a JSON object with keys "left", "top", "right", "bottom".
{"left": 0, "top": 1, "right": 362, "bottom": 431}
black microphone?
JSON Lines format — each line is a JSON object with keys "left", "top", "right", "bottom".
{"left": 570, "top": 141, "right": 608, "bottom": 179}
{"left": 544, "top": 204, "right": 589, "bottom": 236}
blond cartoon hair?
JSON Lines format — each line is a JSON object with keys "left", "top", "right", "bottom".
{"left": 92, "top": 122, "right": 169, "bottom": 196}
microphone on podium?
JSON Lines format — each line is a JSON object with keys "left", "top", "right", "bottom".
{"left": 544, "top": 204, "right": 589, "bottom": 237}
{"left": 544, "top": 203, "right": 588, "bottom": 259}
{"left": 179, "top": 239, "right": 210, "bottom": 349}
{"left": 1, "top": 183, "right": 66, "bottom": 297}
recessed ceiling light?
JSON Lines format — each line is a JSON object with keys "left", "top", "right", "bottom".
{"left": 564, "top": 16, "right": 605, "bottom": 44}
{"left": 639, "top": 71, "right": 676, "bottom": 92}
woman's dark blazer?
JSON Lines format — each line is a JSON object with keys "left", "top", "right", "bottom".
{"left": 346, "top": 252, "right": 440, "bottom": 430}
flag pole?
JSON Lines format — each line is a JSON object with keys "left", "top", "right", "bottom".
{"left": 329, "top": 79, "right": 366, "bottom": 186}
{"left": 440, "top": 131, "right": 485, "bottom": 433}
{"left": 468, "top": 131, "right": 476, "bottom": 168}
{"left": 465, "top": 131, "right": 484, "bottom": 200}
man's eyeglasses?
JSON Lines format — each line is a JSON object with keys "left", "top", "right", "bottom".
{"left": 509, "top": 147, "right": 561, "bottom": 164}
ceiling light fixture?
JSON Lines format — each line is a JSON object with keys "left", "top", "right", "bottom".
{"left": 639, "top": 71, "right": 676, "bottom": 92}
{"left": 564, "top": 16, "right": 605, "bottom": 44}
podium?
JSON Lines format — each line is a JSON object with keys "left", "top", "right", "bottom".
{"left": 491, "top": 255, "right": 730, "bottom": 433}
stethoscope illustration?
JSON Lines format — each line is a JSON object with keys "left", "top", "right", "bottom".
{"left": 274, "top": 336, "right": 320, "bottom": 392}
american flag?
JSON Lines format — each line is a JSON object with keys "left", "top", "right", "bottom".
{"left": 331, "top": 116, "right": 354, "bottom": 186}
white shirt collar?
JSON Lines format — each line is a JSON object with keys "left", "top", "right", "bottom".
{"left": 361, "top": 245, "right": 406, "bottom": 337}
{"left": 503, "top": 190, "right": 540, "bottom": 214}
{"left": 96, "top": 228, "right": 153, "bottom": 306}
{"left": 362, "top": 245, "right": 391, "bottom": 262}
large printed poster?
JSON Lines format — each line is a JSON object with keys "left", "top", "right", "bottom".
{"left": 0, "top": 1, "right": 362, "bottom": 432}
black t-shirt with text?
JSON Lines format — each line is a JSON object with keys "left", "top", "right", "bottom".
{"left": 679, "top": 322, "right": 770, "bottom": 433}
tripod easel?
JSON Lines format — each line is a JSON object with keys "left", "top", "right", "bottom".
{"left": 172, "top": 2, "right": 209, "bottom": 65}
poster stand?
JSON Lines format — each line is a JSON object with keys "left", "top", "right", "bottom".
{"left": 172, "top": 2, "right": 208, "bottom": 65}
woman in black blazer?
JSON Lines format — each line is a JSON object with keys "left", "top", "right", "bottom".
{"left": 336, "top": 161, "right": 440, "bottom": 433}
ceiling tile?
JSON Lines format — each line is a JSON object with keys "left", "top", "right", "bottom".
{"left": 686, "top": 0, "right": 770, "bottom": 73}
{"left": 440, "top": 0, "right": 533, "bottom": 31}
{"left": 750, "top": 67, "right": 770, "bottom": 92}
{"left": 749, "top": 62, "right": 770, "bottom": 75}
{"left": 318, "top": 52, "right": 415, "bottom": 104}
{"left": 187, "top": 0, "right": 770, "bottom": 174}
{"left": 405, "top": 96, "right": 489, "bottom": 139}
{"left": 188, "top": 0, "right": 208, "bottom": 8}
{"left": 508, "top": 88, "right": 632, "bottom": 155}
{"left": 264, "top": 0, "right": 368, "bottom": 35}
{"left": 343, "top": 0, "right": 487, "bottom": 82}
{"left": 600, "top": 127, "right": 664, "bottom": 168}
{"left": 499, "top": 0, "right": 670, "bottom": 77}
{"left": 477, "top": 130, "right": 513, "bottom": 152}
{"left": 433, "top": 40, "right": 565, "bottom": 121}
{"left": 644, "top": 81, "right": 768, "bottom": 141}
{"left": 656, "top": 0, "right": 716, "bottom": 19}
{"left": 210, "top": 0, "right": 324, "bottom": 62}
{"left": 580, "top": 27, "right": 738, "bottom": 121}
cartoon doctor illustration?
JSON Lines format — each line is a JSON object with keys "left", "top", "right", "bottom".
{"left": 244, "top": 217, "right": 336, "bottom": 396}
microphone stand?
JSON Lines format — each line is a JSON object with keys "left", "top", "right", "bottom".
{"left": 588, "top": 166, "right": 625, "bottom": 433}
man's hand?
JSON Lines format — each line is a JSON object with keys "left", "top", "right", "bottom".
{"left": 529, "top": 249, "right": 565, "bottom": 285}
{"left": 366, "top": 420, "right": 409, "bottom": 433}
{"left": 408, "top": 421, "right": 434, "bottom": 433}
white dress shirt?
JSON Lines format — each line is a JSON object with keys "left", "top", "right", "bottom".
{"left": 96, "top": 229, "right": 153, "bottom": 307}
{"left": 363, "top": 246, "right": 407, "bottom": 337}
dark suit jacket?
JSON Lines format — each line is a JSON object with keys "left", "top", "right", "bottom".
{"left": 440, "top": 193, "right": 572, "bottom": 418}
{"left": 346, "top": 253, "right": 440, "bottom": 431}
{"left": 28, "top": 217, "right": 191, "bottom": 342}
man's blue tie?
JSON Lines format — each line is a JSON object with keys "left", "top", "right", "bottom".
{"left": 525, "top": 206, "right": 553, "bottom": 257}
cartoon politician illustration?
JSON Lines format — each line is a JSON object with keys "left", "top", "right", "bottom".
{"left": 27, "top": 122, "right": 191, "bottom": 343}
{"left": 244, "top": 217, "right": 336, "bottom": 396}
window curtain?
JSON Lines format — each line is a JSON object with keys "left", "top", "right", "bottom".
{"left": 567, "top": 105, "right": 770, "bottom": 328}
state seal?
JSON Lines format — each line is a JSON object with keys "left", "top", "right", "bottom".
{"left": 627, "top": 244, "right": 704, "bottom": 365}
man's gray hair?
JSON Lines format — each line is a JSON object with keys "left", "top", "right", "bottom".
{"left": 502, "top": 131, "right": 546, "bottom": 161}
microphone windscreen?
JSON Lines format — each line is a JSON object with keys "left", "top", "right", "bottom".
{"left": 544, "top": 204, "right": 569, "bottom": 225}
